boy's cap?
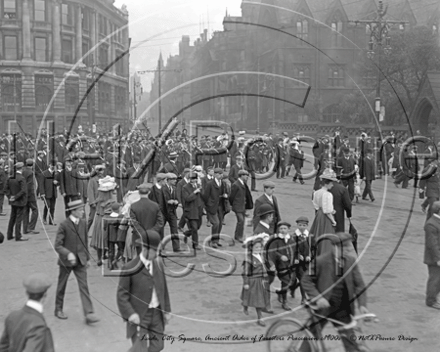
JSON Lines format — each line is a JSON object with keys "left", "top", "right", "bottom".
{"left": 296, "top": 216, "right": 309, "bottom": 224}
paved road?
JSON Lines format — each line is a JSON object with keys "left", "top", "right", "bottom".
{"left": 0, "top": 172, "right": 437, "bottom": 352}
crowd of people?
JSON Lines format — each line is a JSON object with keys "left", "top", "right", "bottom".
{"left": 1, "top": 124, "right": 429, "bottom": 352}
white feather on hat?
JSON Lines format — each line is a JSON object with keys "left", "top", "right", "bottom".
{"left": 98, "top": 176, "right": 117, "bottom": 191}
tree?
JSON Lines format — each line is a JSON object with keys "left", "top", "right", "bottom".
{"left": 364, "top": 26, "right": 440, "bottom": 125}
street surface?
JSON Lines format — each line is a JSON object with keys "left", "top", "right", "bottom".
{"left": 0, "top": 157, "right": 437, "bottom": 352}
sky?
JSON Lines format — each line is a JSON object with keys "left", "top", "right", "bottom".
{"left": 113, "top": 0, "right": 242, "bottom": 92}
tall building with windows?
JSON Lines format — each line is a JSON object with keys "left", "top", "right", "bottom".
{"left": 0, "top": 0, "right": 130, "bottom": 135}
{"left": 151, "top": 0, "right": 439, "bottom": 133}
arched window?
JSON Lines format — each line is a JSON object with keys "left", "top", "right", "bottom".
{"left": 330, "top": 15, "right": 344, "bottom": 47}
{"left": 2, "top": 84, "right": 20, "bottom": 111}
{"left": 35, "top": 86, "right": 52, "bottom": 111}
{"left": 65, "top": 86, "right": 78, "bottom": 112}
{"left": 297, "top": 18, "right": 309, "bottom": 45}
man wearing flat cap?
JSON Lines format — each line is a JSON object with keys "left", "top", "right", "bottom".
{"left": 54, "top": 199, "right": 99, "bottom": 325}
{"left": 161, "top": 173, "right": 181, "bottom": 252}
{"left": 229, "top": 169, "right": 253, "bottom": 243}
{"left": 117, "top": 230, "right": 171, "bottom": 350}
{"left": 130, "top": 183, "right": 164, "bottom": 242}
{"left": 182, "top": 172, "right": 204, "bottom": 249}
{"left": 252, "top": 181, "right": 281, "bottom": 235}
{"left": 202, "top": 168, "right": 229, "bottom": 248}
{"left": 39, "top": 160, "right": 61, "bottom": 226}
{"left": 0, "top": 273, "right": 54, "bottom": 351}
{"left": 149, "top": 173, "right": 167, "bottom": 213}
{"left": 5, "top": 162, "right": 28, "bottom": 241}
{"left": 301, "top": 232, "right": 369, "bottom": 352}
{"left": 176, "top": 168, "right": 191, "bottom": 232}
{"left": 22, "top": 159, "right": 39, "bottom": 235}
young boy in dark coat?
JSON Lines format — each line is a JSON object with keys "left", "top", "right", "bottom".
{"left": 103, "top": 202, "right": 128, "bottom": 270}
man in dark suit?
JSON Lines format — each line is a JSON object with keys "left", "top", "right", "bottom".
{"left": 252, "top": 181, "right": 281, "bottom": 235}
{"left": 424, "top": 201, "right": 440, "bottom": 309}
{"left": 117, "top": 230, "right": 171, "bottom": 350}
{"left": 203, "top": 168, "right": 229, "bottom": 248}
{"left": 160, "top": 152, "right": 179, "bottom": 174}
{"left": 161, "top": 173, "right": 181, "bottom": 252}
{"left": 301, "top": 232, "right": 369, "bottom": 352}
{"left": 34, "top": 150, "right": 47, "bottom": 197}
{"left": 176, "top": 168, "right": 190, "bottom": 232}
{"left": 182, "top": 172, "right": 204, "bottom": 250}
{"left": 228, "top": 155, "right": 244, "bottom": 184}
{"left": 276, "top": 139, "right": 286, "bottom": 179}
{"left": 361, "top": 149, "right": 375, "bottom": 202}
{"left": 60, "top": 157, "right": 81, "bottom": 217}
{"left": 337, "top": 147, "right": 357, "bottom": 203}
{"left": 0, "top": 273, "right": 54, "bottom": 352}
{"left": 0, "top": 159, "right": 7, "bottom": 216}
{"left": 22, "top": 159, "right": 39, "bottom": 235}
{"left": 4, "top": 162, "right": 28, "bottom": 242}
{"left": 39, "top": 160, "right": 60, "bottom": 226}
{"left": 329, "top": 179, "right": 352, "bottom": 233}
{"left": 253, "top": 204, "right": 274, "bottom": 236}
{"left": 229, "top": 170, "right": 253, "bottom": 243}
{"left": 130, "top": 183, "right": 164, "bottom": 244}
{"left": 148, "top": 173, "right": 166, "bottom": 212}
{"left": 420, "top": 161, "right": 440, "bottom": 220}
{"left": 54, "top": 199, "right": 100, "bottom": 324}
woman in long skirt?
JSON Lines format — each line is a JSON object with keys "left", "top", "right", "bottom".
{"left": 241, "top": 236, "right": 271, "bottom": 327}
{"left": 89, "top": 176, "right": 117, "bottom": 266}
{"left": 309, "top": 168, "right": 338, "bottom": 255}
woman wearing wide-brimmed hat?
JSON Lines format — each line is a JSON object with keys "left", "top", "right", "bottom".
{"left": 240, "top": 234, "right": 271, "bottom": 327}
{"left": 309, "top": 169, "right": 337, "bottom": 255}
{"left": 89, "top": 176, "right": 117, "bottom": 266}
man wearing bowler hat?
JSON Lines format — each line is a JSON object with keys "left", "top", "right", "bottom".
{"left": 0, "top": 273, "right": 54, "bottom": 351}
{"left": 252, "top": 181, "right": 281, "bottom": 235}
{"left": 117, "top": 230, "right": 171, "bottom": 351}
{"left": 54, "top": 199, "right": 100, "bottom": 325}
{"left": 253, "top": 203, "right": 275, "bottom": 236}
{"left": 5, "top": 162, "right": 28, "bottom": 241}
{"left": 182, "top": 172, "right": 204, "bottom": 250}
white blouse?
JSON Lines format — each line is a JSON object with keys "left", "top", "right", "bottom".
{"left": 312, "top": 188, "right": 334, "bottom": 214}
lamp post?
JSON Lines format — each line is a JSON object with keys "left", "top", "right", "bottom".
{"left": 350, "top": 0, "right": 407, "bottom": 127}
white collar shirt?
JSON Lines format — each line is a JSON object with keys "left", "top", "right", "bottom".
{"left": 139, "top": 254, "right": 160, "bottom": 308}
{"left": 69, "top": 215, "right": 79, "bottom": 225}
{"left": 26, "top": 300, "right": 43, "bottom": 314}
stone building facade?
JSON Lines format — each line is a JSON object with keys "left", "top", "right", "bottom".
{"left": 150, "top": 0, "right": 439, "bottom": 134}
{"left": 0, "top": 0, "right": 130, "bottom": 135}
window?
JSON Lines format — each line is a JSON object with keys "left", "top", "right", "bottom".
{"left": 34, "top": 0, "right": 46, "bottom": 21}
{"left": 331, "top": 18, "right": 343, "bottom": 47}
{"left": 82, "top": 40, "right": 90, "bottom": 66}
{"left": 3, "top": 0, "right": 16, "bottom": 19}
{"left": 35, "top": 37, "right": 47, "bottom": 61}
{"left": 323, "top": 104, "right": 341, "bottom": 123}
{"left": 328, "top": 65, "right": 345, "bottom": 87}
{"left": 362, "top": 70, "right": 376, "bottom": 88}
{"left": 35, "top": 86, "right": 52, "bottom": 111}
{"left": 62, "top": 3, "right": 73, "bottom": 26}
{"left": 1, "top": 74, "right": 21, "bottom": 112}
{"left": 99, "top": 15, "right": 107, "bottom": 35}
{"left": 82, "top": 8, "right": 90, "bottom": 31}
{"left": 296, "top": 19, "right": 308, "bottom": 44}
{"left": 115, "top": 50, "right": 124, "bottom": 75}
{"left": 99, "top": 82, "right": 111, "bottom": 113}
{"left": 293, "top": 65, "right": 311, "bottom": 86}
{"left": 115, "top": 86, "right": 126, "bottom": 115}
{"left": 4, "top": 36, "right": 17, "bottom": 60}
{"left": 65, "top": 84, "right": 78, "bottom": 112}
{"left": 99, "top": 45, "right": 108, "bottom": 68}
{"left": 62, "top": 38, "right": 73, "bottom": 63}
